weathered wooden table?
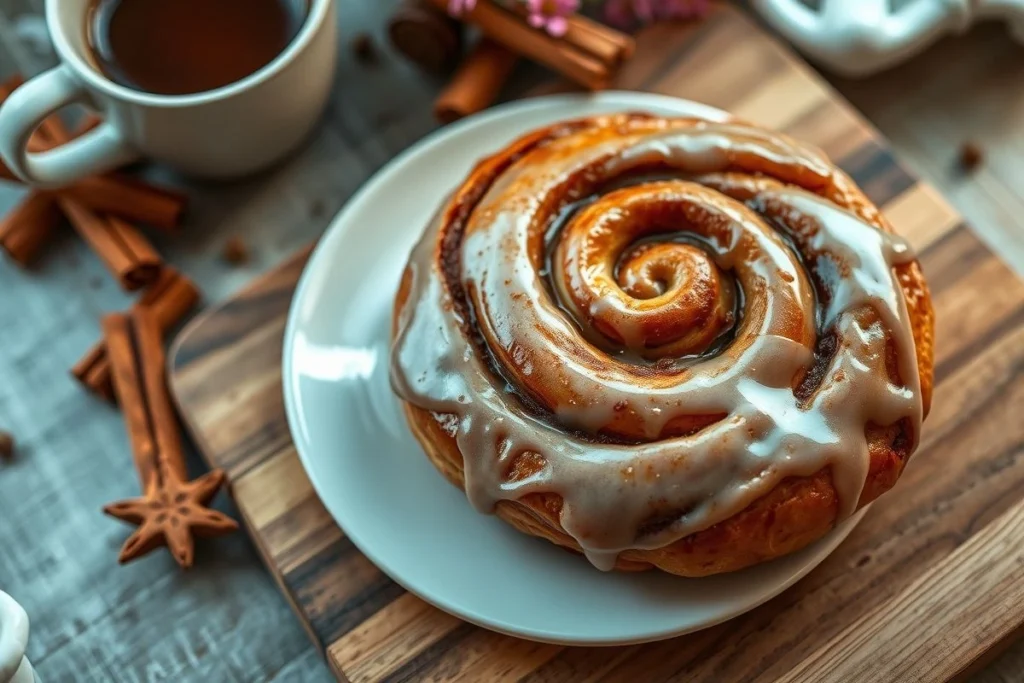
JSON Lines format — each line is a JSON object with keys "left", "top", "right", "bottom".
{"left": 1, "top": 1, "right": 1022, "bottom": 681}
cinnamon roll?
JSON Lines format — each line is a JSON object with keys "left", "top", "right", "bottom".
{"left": 390, "top": 114, "right": 933, "bottom": 577}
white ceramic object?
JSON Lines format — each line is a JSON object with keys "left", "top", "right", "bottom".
{"left": 0, "top": 592, "right": 36, "bottom": 683}
{"left": 0, "top": 0, "right": 337, "bottom": 187}
{"left": 752, "top": 0, "right": 1024, "bottom": 77}
{"left": 282, "top": 92, "right": 866, "bottom": 645}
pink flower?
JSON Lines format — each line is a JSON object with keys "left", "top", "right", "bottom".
{"left": 603, "top": 0, "right": 635, "bottom": 29}
{"left": 603, "top": 0, "right": 710, "bottom": 28}
{"left": 526, "top": 0, "right": 579, "bottom": 37}
{"left": 447, "top": 0, "right": 476, "bottom": 17}
{"left": 632, "top": 0, "right": 655, "bottom": 23}
{"left": 653, "top": 0, "right": 710, "bottom": 20}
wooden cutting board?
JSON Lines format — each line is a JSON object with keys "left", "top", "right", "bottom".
{"left": 169, "top": 6, "right": 1024, "bottom": 682}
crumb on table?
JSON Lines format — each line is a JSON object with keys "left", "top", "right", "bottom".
{"left": 959, "top": 141, "right": 984, "bottom": 171}
{"left": 310, "top": 199, "right": 326, "bottom": 219}
{"left": 352, "top": 33, "right": 378, "bottom": 64}
{"left": 0, "top": 430, "right": 15, "bottom": 460}
{"left": 221, "top": 236, "right": 249, "bottom": 266}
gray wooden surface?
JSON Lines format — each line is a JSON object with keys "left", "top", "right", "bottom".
{"left": 0, "top": 1, "right": 1022, "bottom": 681}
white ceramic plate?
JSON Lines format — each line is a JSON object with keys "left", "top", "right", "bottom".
{"left": 282, "top": 92, "right": 864, "bottom": 646}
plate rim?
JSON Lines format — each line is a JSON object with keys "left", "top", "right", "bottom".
{"left": 281, "top": 91, "right": 863, "bottom": 646}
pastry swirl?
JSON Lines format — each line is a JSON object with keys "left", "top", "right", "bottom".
{"left": 391, "top": 114, "right": 933, "bottom": 576}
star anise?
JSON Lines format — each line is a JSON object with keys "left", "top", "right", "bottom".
{"left": 105, "top": 469, "right": 237, "bottom": 567}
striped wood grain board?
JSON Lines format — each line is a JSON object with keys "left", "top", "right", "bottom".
{"left": 169, "top": 7, "right": 1024, "bottom": 681}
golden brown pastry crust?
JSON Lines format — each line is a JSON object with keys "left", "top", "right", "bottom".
{"left": 391, "top": 114, "right": 934, "bottom": 577}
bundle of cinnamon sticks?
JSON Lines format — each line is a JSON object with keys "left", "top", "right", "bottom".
{"left": 0, "top": 75, "right": 231, "bottom": 566}
{"left": 0, "top": 76, "right": 187, "bottom": 287}
{"left": 391, "top": 0, "right": 635, "bottom": 122}
{"left": 0, "top": 75, "right": 200, "bottom": 400}
{"left": 447, "top": 0, "right": 633, "bottom": 89}
{"left": 73, "top": 268, "right": 200, "bottom": 402}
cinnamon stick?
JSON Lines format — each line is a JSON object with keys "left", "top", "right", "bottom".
{"left": 76, "top": 113, "right": 104, "bottom": 137}
{"left": 0, "top": 119, "right": 88, "bottom": 266}
{"left": 72, "top": 268, "right": 200, "bottom": 401}
{"left": 564, "top": 15, "right": 635, "bottom": 66}
{"left": 0, "top": 77, "right": 183, "bottom": 271}
{"left": 131, "top": 309, "right": 188, "bottom": 483}
{"left": 24, "top": 110, "right": 183, "bottom": 232}
{"left": 60, "top": 200, "right": 162, "bottom": 290}
{"left": 4, "top": 97, "right": 184, "bottom": 233}
{"left": 102, "top": 307, "right": 236, "bottom": 568}
{"left": 71, "top": 343, "right": 117, "bottom": 403}
{"left": 0, "top": 75, "right": 26, "bottom": 183}
{"left": 389, "top": 0, "right": 463, "bottom": 73}
{"left": 0, "top": 191, "right": 61, "bottom": 265}
{"left": 435, "top": 39, "right": 518, "bottom": 123}
{"left": 429, "top": 0, "right": 609, "bottom": 90}
{"left": 0, "top": 74, "right": 24, "bottom": 99}
{"left": 36, "top": 114, "right": 184, "bottom": 232}
{"left": 17, "top": 112, "right": 100, "bottom": 155}
{"left": 505, "top": 4, "right": 635, "bottom": 68}
{"left": 62, "top": 175, "right": 186, "bottom": 232}
{"left": 35, "top": 117, "right": 164, "bottom": 290}
{"left": 103, "top": 312, "right": 158, "bottom": 485}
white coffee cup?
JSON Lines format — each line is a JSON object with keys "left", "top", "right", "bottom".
{"left": 0, "top": 0, "right": 337, "bottom": 187}
{"left": 0, "top": 591, "right": 35, "bottom": 683}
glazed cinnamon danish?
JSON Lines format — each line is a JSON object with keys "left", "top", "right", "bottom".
{"left": 390, "top": 113, "right": 933, "bottom": 577}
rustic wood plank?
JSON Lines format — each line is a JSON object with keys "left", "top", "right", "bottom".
{"left": 776, "top": 498, "right": 1024, "bottom": 683}
{"left": 329, "top": 594, "right": 464, "bottom": 683}
{"left": 882, "top": 183, "right": 961, "bottom": 251}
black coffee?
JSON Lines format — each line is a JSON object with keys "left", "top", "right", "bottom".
{"left": 87, "top": 0, "right": 308, "bottom": 96}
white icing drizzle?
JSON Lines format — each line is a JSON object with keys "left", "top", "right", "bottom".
{"left": 390, "top": 118, "right": 923, "bottom": 571}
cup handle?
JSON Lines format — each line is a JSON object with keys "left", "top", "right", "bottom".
{"left": 0, "top": 64, "right": 139, "bottom": 188}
